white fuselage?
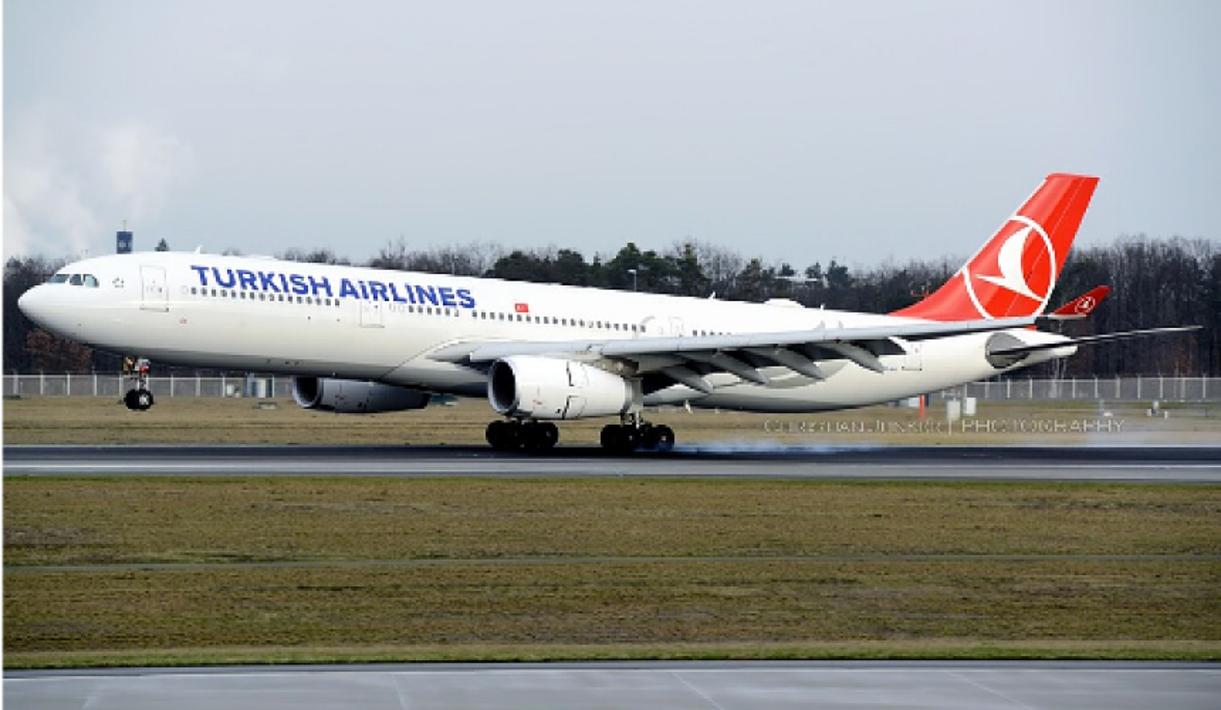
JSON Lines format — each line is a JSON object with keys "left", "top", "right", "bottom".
{"left": 18, "top": 252, "right": 1069, "bottom": 414}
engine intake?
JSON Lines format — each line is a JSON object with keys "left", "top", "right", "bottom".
{"left": 292, "top": 377, "right": 431, "bottom": 413}
{"left": 489, "top": 356, "right": 633, "bottom": 420}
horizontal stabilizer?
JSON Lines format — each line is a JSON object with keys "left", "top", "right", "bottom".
{"left": 1049, "top": 286, "right": 1111, "bottom": 320}
{"left": 989, "top": 326, "right": 1201, "bottom": 358}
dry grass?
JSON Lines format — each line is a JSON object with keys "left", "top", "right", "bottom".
{"left": 6, "top": 477, "right": 1220, "bottom": 667}
{"left": 6, "top": 479, "right": 1219, "bottom": 566}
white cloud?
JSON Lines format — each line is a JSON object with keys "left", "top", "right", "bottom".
{"left": 102, "top": 121, "right": 194, "bottom": 226}
{"left": 3, "top": 108, "right": 193, "bottom": 261}
{"left": 3, "top": 107, "right": 102, "bottom": 260}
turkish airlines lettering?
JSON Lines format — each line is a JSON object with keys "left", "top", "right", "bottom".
{"left": 17, "top": 174, "right": 1197, "bottom": 452}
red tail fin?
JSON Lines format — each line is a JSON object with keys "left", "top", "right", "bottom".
{"left": 893, "top": 173, "right": 1099, "bottom": 321}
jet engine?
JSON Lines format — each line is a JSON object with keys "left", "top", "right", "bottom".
{"left": 488, "top": 356, "right": 633, "bottom": 420}
{"left": 292, "top": 377, "right": 431, "bottom": 413}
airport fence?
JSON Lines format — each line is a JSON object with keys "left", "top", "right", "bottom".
{"left": 4, "top": 374, "right": 294, "bottom": 400}
{"left": 4, "top": 374, "right": 1220, "bottom": 403}
{"left": 933, "top": 376, "right": 1219, "bottom": 403}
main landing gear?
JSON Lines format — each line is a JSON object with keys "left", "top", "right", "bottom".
{"left": 486, "top": 419, "right": 560, "bottom": 451}
{"left": 486, "top": 414, "right": 675, "bottom": 454}
{"left": 600, "top": 414, "right": 675, "bottom": 454}
{"left": 122, "top": 355, "right": 155, "bottom": 411}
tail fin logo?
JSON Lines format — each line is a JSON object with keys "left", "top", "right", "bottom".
{"left": 1074, "top": 295, "right": 1097, "bottom": 314}
{"left": 962, "top": 215, "right": 1056, "bottom": 318}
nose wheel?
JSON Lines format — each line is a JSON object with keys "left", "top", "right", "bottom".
{"left": 122, "top": 355, "right": 155, "bottom": 411}
{"left": 124, "top": 388, "right": 155, "bottom": 411}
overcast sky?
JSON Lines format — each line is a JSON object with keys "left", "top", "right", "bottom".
{"left": 5, "top": 0, "right": 1219, "bottom": 269}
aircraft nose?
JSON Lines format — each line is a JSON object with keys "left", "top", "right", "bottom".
{"left": 17, "top": 286, "right": 44, "bottom": 321}
{"left": 17, "top": 285, "right": 62, "bottom": 332}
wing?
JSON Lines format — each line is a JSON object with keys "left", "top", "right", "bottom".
{"left": 428, "top": 315, "right": 1041, "bottom": 394}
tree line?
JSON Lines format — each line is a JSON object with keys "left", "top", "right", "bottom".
{"left": 6, "top": 235, "right": 1218, "bottom": 377}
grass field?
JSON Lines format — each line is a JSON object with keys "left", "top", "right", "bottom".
{"left": 4, "top": 396, "right": 1220, "bottom": 667}
{"left": 5, "top": 477, "right": 1220, "bottom": 667}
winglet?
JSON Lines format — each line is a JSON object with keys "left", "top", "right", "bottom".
{"left": 1049, "top": 285, "right": 1111, "bottom": 320}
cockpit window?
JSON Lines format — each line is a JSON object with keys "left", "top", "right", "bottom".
{"left": 46, "top": 272, "right": 100, "bottom": 285}
{"left": 47, "top": 273, "right": 101, "bottom": 287}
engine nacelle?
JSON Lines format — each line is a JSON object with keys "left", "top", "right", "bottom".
{"left": 292, "top": 377, "right": 431, "bottom": 413}
{"left": 488, "top": 356, "right": 633, "bottom": 420}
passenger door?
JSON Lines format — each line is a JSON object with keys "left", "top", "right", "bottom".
{"left": 140, "top": 266, "right": 168, "bottom": 312}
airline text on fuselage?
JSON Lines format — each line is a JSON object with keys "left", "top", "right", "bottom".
{"left": 189, "top": 265, "right": 477, "bottom": 309}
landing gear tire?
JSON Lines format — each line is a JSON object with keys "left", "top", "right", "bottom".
{"left": 124, "top": 388, "right": 154, "bottom": 411}
{"left": 522, "top": 421, "right": 559, "bottom": 452}
{"left": 642, "top": 424, "right": 675, "bottom": 453}
{"left": 601, "top": 421, "right": 676, "bottom": 454}
{"left": 486, "top": 420, "right": 559, "bottom": 451}
{"left": 599, "top": 424, "right": 639, "bottom": 455}
{"left": 486, "top": 420, "right": 520, "bottom": 450}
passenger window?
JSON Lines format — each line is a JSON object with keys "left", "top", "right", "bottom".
{"left": 48, "top": 274, "right": 70, "bottom": 284}
{"left": 69, "top": 274, "right": 82, "bottom": 286}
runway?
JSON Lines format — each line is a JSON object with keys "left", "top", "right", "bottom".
{"left": 5, "top": 444, "right": 1221, "bottom": 483}
{"left": 7, "top": 662, "right": 1220, "bottom": 710}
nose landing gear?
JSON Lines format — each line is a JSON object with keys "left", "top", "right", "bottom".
{"left": 122, "top": 355, "right": 155, "bottom": 411}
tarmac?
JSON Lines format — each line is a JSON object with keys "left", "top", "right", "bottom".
{"left": 5, "top": 444, "right": 1221, "bottom": 483}
{"left": 7, "top": 661, "right": 1221, "bottom": 710}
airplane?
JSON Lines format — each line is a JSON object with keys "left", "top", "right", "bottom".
{"left": 17, "top": 173, "right": 1197, "bottom": 453}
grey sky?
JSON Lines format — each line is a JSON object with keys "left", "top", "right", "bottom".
{"left": 5, "top": 0, "right": 1219, "bottom": 269}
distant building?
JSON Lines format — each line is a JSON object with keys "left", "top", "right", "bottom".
{"left": 117, "top": 230, "right": 133, "bottom": 254}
